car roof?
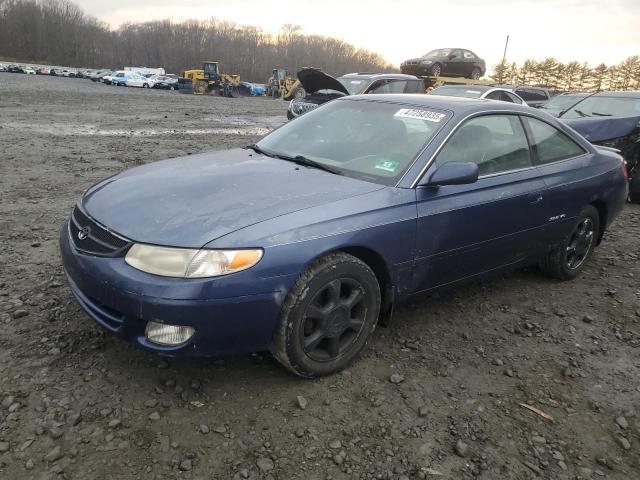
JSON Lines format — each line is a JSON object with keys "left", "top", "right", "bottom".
{"left": 432, "top": 85, "right": 493, "bottom": 93}
{"left": 339, "top": 73, "right": 420, "bottom": 81}
{"left": 341, "top": 93, "right": 532, "bottom": 115}
{"left": 496, "top": 84, "right": 550, "bottom": 92}
{"left": 592, "top": 91, "right": 640, "bottom": 98}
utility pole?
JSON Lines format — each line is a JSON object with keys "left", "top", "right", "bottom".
{"left": 502, "top": 35, "right": 510, "bottom": 64}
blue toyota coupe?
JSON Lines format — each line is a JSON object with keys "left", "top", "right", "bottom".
{"left": 60, "top": 94, "right": 628, "bottom": 377}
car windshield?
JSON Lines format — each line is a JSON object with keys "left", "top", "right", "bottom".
{"left": 338, "top": 78, "right": 368, "bottom": 95}
{"left": 540, "top": 94, "right": 588, "bottom": 114}
{"left": 430, "top": 86, "right": 484, "bottom": 98}
{"left": 257, "top": 99, "right": 450, "bottom": 185}
{"left": 561, "top": 96, "right": 640, "bottom": 118}
{"left": 424, "top": 48, "right": 452, "bottom": 57}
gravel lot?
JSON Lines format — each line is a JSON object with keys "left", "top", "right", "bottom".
{"left": 0, "top": 73, "right": 639, "bottom": 480}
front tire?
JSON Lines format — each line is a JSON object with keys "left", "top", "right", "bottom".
{"left": 540, "top": 205, "right": 599, "bottom": 280}
{"left": 271, "top": 253, "right": 381, "bottom": 378}
{"left": 430, "top": 63, "right": 442, "bottom": 77}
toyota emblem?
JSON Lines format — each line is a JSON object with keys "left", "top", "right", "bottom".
{"left": 78, "top": 226, "right": 90, "bottom": 240}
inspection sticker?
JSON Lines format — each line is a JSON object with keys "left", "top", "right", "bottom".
{"left": 375, "top": 160, "right": 399, "bottom": 173}
{"left": 394, "top": 108, "right": 446, "bottom": 123}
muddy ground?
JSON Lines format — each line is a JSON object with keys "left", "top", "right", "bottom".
{"left": 0, "top": 73, "right": 638, "bottom": 480}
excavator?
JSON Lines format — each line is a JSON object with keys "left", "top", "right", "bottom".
{"left": 266, "top": 68, "right": 306, "bottom": 100}
{"left": 180, "top": 62, "right": 241, "bottom": 95}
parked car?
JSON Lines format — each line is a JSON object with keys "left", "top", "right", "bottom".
{"left": 49, "top": 68, "right": 62, "bottom": 76}
{"left": 287, "top": 69, "right": 424, "bottom": 119}
{"left": 401, "top": 48, "right": 486, "bottom": 79}
{"left": 538, "top": 92, "right": 589, "bottom": 117}
{"left": 109, "top": 71, "right": 127, "bottom": 86}
{"left": 125, "top": 72, "right": 155, "bottom": 88}
{"left": 152, "top": 75, "right": 179, "bottom": 90}
{"left": 36, "top": 67, "right": 50, "bottom": 75}
{"left": 429, "top": 85, "right": 527, "bottom": 105}
{"left": 100, "top": 71, "right": 115, "bottom": 84}
{"left": 495, "top": 85, "right": 551, "bottom": 108}
{"left": 60, "top": 94, "right": 627, "bottom": 377}
{"left": 559, "top": 91, "right": 640, "bottom": 202}
{"left": 0, "top": 64, "right": 6, "bottom": 72}
{"left": 8, "top": 65, "right": 25, "bottom": 73}
{"left": 24, "top": 67, "right": 36, "bottom": 75}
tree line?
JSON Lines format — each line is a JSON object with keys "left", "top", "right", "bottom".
{"left": 0, "top": 0, "right": 393, "bottom": 81}
{"left": 492, "top": 56, "right": 640, "bottom": 92}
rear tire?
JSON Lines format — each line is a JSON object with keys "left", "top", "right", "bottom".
{"left": 539, "top": 205, "right": 599, "bottom": 280}
{"left": 470, "top": 68, "right": 481, "bottom": 80}
{"left": 271, "top": 253, "right": 381, "bottom": 378}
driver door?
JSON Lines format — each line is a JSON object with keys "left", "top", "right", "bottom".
{"left": 444, "top": 49, "right": 463, "bottom": 76}
{"left": 412, "top": 114, "right": 548, "bottom": 293}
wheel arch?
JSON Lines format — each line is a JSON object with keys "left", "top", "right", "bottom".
{"left": 589, "top": 199, "right": 607, "bottom": 244}
{"left": 337, "top": 246, "right": 395, "bottom": 326}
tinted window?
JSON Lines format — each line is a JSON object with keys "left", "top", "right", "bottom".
{"left": 404, "top": 80, "right": 424, "bottom": 93}
{"left": 369, "top": 80, "right": 408, "bottom": 94}
{"left": 485, "top": 91, "right": 514, "bottom": 103}
{"left": 523, "top": 117, "right": 586, "bottom": 164}
{"left": 463, "top": 50, "right": 475, "bottom": 59}
{"left": 505, "top": 92, "right": 523, "bottom": 104}
{"left": 450, "top": 49, "right": 462, "bottom": 59}
{"left": 516, "top": 89, "right": 549, "bottom": 102}
{"left": 436, "top": 115, "right": 532, "bottom": 176}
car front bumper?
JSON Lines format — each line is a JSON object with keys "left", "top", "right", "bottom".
{"left": 60, "top": 223, "right": 292, "bottom": 357}
{"left": 400, "top": 64, "right": 431, "bottom": 76}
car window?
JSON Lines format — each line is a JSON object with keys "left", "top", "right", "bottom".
{"left": 435, "top": 115, "right": 532, "bottom": 176}
{"left": 450, "top": 49, "right": 462, "bottom": 59}
{"left": 404, "top": 80, "right": 425, "bottom": 93}
{"left": 523, "top": 117, "right": 586, "bottom": 164}
{"left": 505, "top": 92, "right": 523, "bottom": 104}
{"left": 560, "top": 96, "right": 640, "bottom": 118}
{"left": 516, "top": 89, "right": 548, "bottom": 102}
{"left": 369, "top": 80, "right": 408, "bottom": 94}
{"left": 463, "top": 50, "right": 475, "bottom": 59}
{"left": 485, "top": 91, "right": 513, "bottom": 103}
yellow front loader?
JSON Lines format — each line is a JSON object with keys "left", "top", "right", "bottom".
{"left": 181, "top": 62, "right": 241, "bottom": 95}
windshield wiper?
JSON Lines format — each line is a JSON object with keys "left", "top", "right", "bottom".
{"left": 277, "top": 153, "right": 341, "bottom": 175}
{"left": 591, "top": 112, "right": 612, "bottom": 117}
{"left": 244, "top": 144, "right": 273, "bottom": 157}
{"left": 573, "top": 109, "right": 590, "bottom": 117}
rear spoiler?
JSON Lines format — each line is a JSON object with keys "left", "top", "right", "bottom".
{"left": 561, "top": 115, "right": 640, "bottom": 143}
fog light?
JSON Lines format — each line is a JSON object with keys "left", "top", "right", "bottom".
{"left": 145, "top": 321, "right": 195, "bottom": 346}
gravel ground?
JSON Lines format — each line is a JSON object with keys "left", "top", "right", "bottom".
{"left": 0, "top": 73, "right": 639, "bottom": 480}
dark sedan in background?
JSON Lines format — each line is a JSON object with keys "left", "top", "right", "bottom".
{"left": 401, "top": 48, "right": 486, "bottom": 79}
{"left": 287, "top": 69, "right": 424, "bottom": 119}
{"left": 61, "top": 94, "right": 627, "bottom": 378}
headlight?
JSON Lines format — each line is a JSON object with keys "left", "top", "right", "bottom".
{"left": 421, "top": 60, "right": 433, "bottom": 65}
{"left": 125, "top": 244, "right": 263, "bottom": 278}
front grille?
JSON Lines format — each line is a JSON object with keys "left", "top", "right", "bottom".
{"left": 69, "top": 205, "right": 131, "bottom": 257}
{"left": 291, "top": 101, "right": 319, "bottom": 117}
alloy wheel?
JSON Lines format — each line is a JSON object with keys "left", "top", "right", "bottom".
{"left": 566, "top": 218, "right": 595, "bottom": 270}
{"left": 301, "top": 278, "right": 368, "bottom": 362}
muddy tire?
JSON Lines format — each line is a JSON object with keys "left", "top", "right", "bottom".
{"left": 540, "top": 205, "right": 599, "bottom": 280}
{"left": 271, "top": 252, "right": 380, "bottom": 378}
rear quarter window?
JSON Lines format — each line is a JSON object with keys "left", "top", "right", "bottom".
{"left": 523, "top": 117, "right": 586, "bottom": 164}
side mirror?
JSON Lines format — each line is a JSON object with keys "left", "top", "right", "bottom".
{"left": 418, "top": 162, "right": 479, "bottom": 187}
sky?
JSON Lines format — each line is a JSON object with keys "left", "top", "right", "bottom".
{"left": 77, "top": 0, "right": 640, "bottom": 71}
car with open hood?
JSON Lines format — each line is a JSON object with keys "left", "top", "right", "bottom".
{"left": 61, "top": 94, "right": 627, "bottom": 378}
{"left": 401, "top": 48, "right": 486, "bottom": 79}
{"left": 287, "top": 69, "right": 424, "bottom": 119}
{"left": 559, "top": 91, "right": 640, "bottom": 202}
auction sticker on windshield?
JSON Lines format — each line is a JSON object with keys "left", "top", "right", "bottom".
{"left": 394, "top": 108, "right": 446, "bottom": 123}
{"left": 375, "top": 160, "right": 399, "bottom": 173}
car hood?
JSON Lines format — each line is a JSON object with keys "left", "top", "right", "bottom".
{"left": 561, "top": 115, "right": 640, "bottom": 142}
{"left": 82, "top": 149, "right": 382, "bottom": 248}
{"left": 297, "top": 68, "right": 349, "bottom": 95}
